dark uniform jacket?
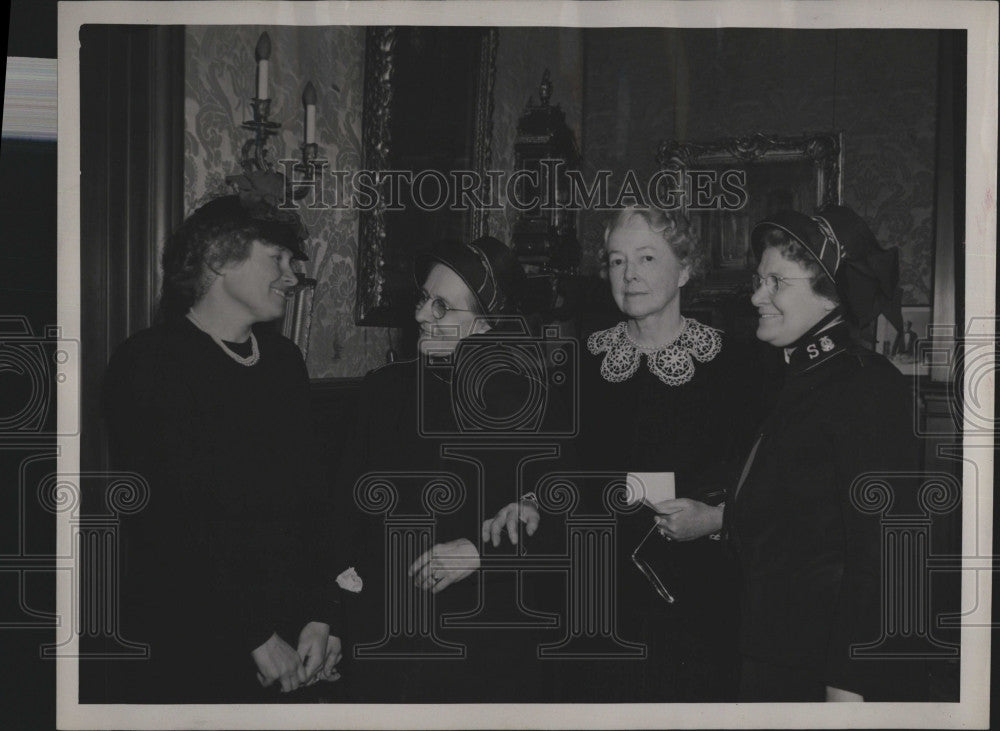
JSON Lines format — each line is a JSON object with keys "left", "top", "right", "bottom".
{"left": 727, "top": 322, "right": 925, "bottom": 700}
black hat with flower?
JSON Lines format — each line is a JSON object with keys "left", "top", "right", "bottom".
{"left": 221, "top": 169, "right": 310, "bottom": 260}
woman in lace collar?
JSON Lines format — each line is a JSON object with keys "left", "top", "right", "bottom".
{"left": 484, "top": 206, "right": 763, "bottom": 702}
{"left": 587, "top": 206, "right": 733, "bottom": 532}
{"left": 590, "top": 205, "right": 722, "bottom": 387}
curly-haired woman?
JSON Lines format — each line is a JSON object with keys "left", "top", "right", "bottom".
{"left": 95, "top": 184, "right": 345, "bottom": 702}
{"left": 486, "top": 205, "right": 767, "bottom": 701}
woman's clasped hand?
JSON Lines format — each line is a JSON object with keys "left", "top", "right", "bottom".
{"left": 251, "top": 623, "right": 342, "bottom": 693}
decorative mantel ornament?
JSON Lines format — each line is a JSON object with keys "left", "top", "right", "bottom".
{"left": 511, "top": 69, "right": 581, "bottom": 271}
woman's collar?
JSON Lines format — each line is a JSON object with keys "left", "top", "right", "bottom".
{"left": 588, "top": 317, "right": 723, "bottom": 386}
{"left": 785, "top": 320, "right": 851, "bottom": 374}
{"left": 783, "top": 315, "right": 843, "bottom": 363}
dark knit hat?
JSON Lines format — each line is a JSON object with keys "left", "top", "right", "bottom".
{"left": 414, "top": 236, "right": 525, "bottom": 316}
{"left": 751, "top": 205, "right": 903, "bottom": 330}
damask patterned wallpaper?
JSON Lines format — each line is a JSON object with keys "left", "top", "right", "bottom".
{"left": 580, "top": 28, "right": 939, "bottom": 304}
{"left": 184, "top": 25, "right": 394, "bottom": 379}
{"left": 185, "top": 26, "right": 939, "bottom": 378}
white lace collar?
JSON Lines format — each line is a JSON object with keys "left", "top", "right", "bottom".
{"left": 587, "top": 318, "right": 723, "bottom": 386}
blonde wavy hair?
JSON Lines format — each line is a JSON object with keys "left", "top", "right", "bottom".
{"left": 602, "top": 205, "right": 707, "bottom": 279}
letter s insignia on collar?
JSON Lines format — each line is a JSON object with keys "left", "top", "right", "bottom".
{"left": 807, "top": 343, "right": 820, "bottom": 359}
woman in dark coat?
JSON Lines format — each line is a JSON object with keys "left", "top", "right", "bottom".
{"left": 94, "top": 175, "right": 345, "bottom": 702}
{"left": 728, "top": 205, "right": 926, "bottom": 701}
{"left": 486, "top": 206, "right": 765, "bottom": 702}
{"left": 332, "top": 236, "right": 575, "bottom": 702}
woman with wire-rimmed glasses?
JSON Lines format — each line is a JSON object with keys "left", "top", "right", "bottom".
{"left": 728, "top": 206, "right": 926, "bottom": 702}
{"left": 330, "top": 236, "right": 574, "bottom": 701}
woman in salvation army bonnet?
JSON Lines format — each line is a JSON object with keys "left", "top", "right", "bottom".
{"left": 727, "top": 204, "right": 928, "bottom": 702}
{"left": 486, "top": 204, "right": 762, "bottom": 702}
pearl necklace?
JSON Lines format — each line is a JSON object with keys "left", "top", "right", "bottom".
{"left": 186, "top": 310, "right": 260, "bottom": 367}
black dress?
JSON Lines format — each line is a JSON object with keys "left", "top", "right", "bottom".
{"left": 332, "top": 348, "right": 577, "bottom": 702}
{"left": 727, "top": 322, "right": 927, "bottom": 701}
{"left": 89, "top": 316, "right": 345, "bottom": 703}
{"left": 547, "top": 317, "right": 766, "bottom": 702}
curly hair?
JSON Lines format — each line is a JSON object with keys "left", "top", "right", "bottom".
{"left": 157, "top": 195, "right": 303, "bottom": 320}
{"left": 602, "top": 205, "right": 707, "bottom": 280}
{"left": 756, "top": 226, "right": 840, "bottom": 303}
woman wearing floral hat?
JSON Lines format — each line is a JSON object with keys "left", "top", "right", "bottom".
{"left": 729, "top": 205, "right": 926, "bottom": 701}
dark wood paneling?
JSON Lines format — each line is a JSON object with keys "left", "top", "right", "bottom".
{"left": 79, "top": 25, "right": 185, "bottom": 473}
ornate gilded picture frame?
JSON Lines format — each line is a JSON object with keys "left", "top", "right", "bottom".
{"left": 656, "top": 133, "right": 842, "bottom": 336}
{"left": 355, "top": 26, "right": 499, "bottom": 326}
{"left": 656, "top": 132, "right": 843, "bottom": 273}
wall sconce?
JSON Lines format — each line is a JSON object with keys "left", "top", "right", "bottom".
{"left": 237, "top": 31, "right": 323, "bottom": 188}
{"left": 230, "top": 31, "right": 323, "bottom": 356}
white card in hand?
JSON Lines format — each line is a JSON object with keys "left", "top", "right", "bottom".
{"left": 625, "top": 472, "right": 676, "bottom": 508}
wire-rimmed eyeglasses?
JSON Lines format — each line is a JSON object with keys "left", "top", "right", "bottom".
{"left": 751, "top": 273, "right": 816, "bottom": 293}
{"left": 631, "top": 522, "right": 677, "bottom": 604}
{"left": 415, "top": 290, "right": 476, "bottom": 320}
{"left": 630, "top": 489, "right": 726, "bottom": 605}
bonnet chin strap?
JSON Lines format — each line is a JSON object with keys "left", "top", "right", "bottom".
{"left": 788, "top": 306, "right": 845, "bottom": 351}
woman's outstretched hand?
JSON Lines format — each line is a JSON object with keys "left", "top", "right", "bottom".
{"left": 409, "top": 538, "right": 481, "bottom": 593}
{"left": 481, "top": 500, "right": 541, "bottom": 547}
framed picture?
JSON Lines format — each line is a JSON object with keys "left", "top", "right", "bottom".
{"left": 355, "top": 26, "right": 499, "bottom": 327}
{"left": 875, "top": 305, "right": 933, "bottom": 376}
{"left": 661, "top": 133, "right": 842, "bottom": 338}
{"left": 657, "top": 133, "right": 843, "bottom": 274}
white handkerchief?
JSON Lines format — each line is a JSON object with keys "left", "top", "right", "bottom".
{"left": 335, "top": 566, "right": 363, "bottom": 593}
{"left": 625, "top": 472, "right": 676, "bottom": 508}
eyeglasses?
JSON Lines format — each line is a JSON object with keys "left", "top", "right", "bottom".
{"left": 415, "top": 291, "right": 476, "bottom": 320}
{"left": 631, "top": 522, "right": 677, "bottom": 604}
{"left": 751, "top": 273, "right": 816, "bottom": 293}
{"left": 630, "top": 489, "right": 726, "bottom": 605}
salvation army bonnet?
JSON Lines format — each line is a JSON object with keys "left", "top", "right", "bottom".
{"left": 751, "top": 205, "right": 903, "bottom": 331}
{"left": 414, "top": 236, "right": 526, "bottom": 316}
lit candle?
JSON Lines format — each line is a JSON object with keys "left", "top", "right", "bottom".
{"left": 302, "top": 81, "right": 317, "bottom": 144}
{"left": 255, "top": 32, "right": 271, "bottom": 100}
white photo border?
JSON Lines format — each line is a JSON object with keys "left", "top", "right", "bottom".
{"left": 57, "top": 1, "right": 997, "bottom": 728}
